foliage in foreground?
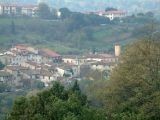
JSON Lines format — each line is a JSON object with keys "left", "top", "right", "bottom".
{"left": 99, "top": 40, "right": 160, "bottom": 120}
{"left": 0, "top": 91, "right": 27, "bottom": 120}
{"left": 7, "top": 81, "right": 105, "bottom": 120}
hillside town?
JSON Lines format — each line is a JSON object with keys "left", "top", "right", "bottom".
{"left": 0, "top": 44, "right": 120, "bottom": 89}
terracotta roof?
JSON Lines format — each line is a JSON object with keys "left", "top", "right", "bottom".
{"left": 6, "top": 66, "right": 28, "bottom": 71}
{"left": 84, "top": 54, "right": 115, "bottom": 59}
{"left": 26, "top": 61, "right": 41, "bottom": 67}
{"left": 40, "top": 70, "right": 53, "bottom": 77}
{"left": 39, "top": 49, "right": 61, "bottom": 58}
{"left": 15, "top": 44, "right": 28, "bottom": 50}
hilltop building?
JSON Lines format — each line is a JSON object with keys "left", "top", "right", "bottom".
{"left": 90, "top": 10, "right": 126, "bottom": 20}
{"left": 0, "top": 3, "right": 61, "bottom": 18}
{"left": 0, "top": 4, "right": 38, "bottom": 16}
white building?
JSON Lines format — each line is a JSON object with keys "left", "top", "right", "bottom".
{"left": 0, "top": 4, "right": 38, "bottom": 16}
{"left": 94, "top": 10, "right": 126, "bottom": 21}
{"left": 56, "top": 64, "right": 79, "bottom": 77}
{"left": 39, "top": 70, "right": 56, "bottom": 87}
{"left": 91, "top": 61, "right": 116, "bottom": 72}
{"left": 9, "top": 45, "right": 42, "bottom": 65}
{"left": 0, "top": 71, "right": 13, "bottom": 85}
{"left": 21, "top": 5, "right": 38, "bottom": 17}
{"left": 0, "top": 4, "right": 18, "bottom": 15}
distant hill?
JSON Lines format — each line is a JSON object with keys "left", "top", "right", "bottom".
{"left": 0, "top": 12, "right": 158, "bottom": 54}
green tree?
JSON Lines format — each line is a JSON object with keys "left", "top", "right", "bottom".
{"left": 37, "top": 3, "right": 52, "bottom": 19}
{"left": 7, "top": 82, "right": 105, "bottom": 120}
{"left": 100, "top": 40, "right": 160, "bottom": 120}
{"left": 145, "top": 11, "right": 154, "bottom": 17}
{"left": 32, "top": 80, "right": 45, "bottom": 90}
{"left": 59, "top": 8, "right": 72, "bottom": 19}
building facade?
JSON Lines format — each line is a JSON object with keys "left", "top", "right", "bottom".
{"left": 0, "top": 4, "right": 38, "bottom": 16}
{"left": 93, "top": 10, "right": 126, "bottom": 20}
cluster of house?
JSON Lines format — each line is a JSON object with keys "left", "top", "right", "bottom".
{"left": 0, "top": 4, "right": 38, "bottom": 17}
{"left": 0, "top": 3, "right": 61, "bottom": 17}
{"left": 88, "top": 10, "right": 126, "bottom": 21}
{"left": 0, "top": 44, "right": 121, "bottom": 88}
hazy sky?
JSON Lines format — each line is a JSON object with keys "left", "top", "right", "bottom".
{"left": 0, "top": 0, "right": 160, "bottom": 12}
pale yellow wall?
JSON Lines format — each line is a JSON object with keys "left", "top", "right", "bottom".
{"left": 115, "top": 45, "right": 121, "bottom": 57}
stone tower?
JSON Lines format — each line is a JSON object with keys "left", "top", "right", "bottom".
{"left": 115, "top": 44, "right": 121, "bottom": 57}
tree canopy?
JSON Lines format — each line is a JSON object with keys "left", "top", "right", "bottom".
{"left": 97, "top": 39, "right": 160, "bottom": 120}
{"left": 7, "top": 81, "right": 105, "bottom": 120}
{"left": 37, "top": 3, "right": 53, "bottom": 19}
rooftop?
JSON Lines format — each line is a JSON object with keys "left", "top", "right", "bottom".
{"left": 25, "top": 61, "right": 41, "bottom": 67}
{"left": 93, "top": 10, "right": 126, "bottom": 15}
{"left": 84, "top": 53, "right": 115, "bottom": 59}
{"left": 15, "top": 44, "right": 28, "bottom": 50}
{"left": 6, "top": 65, "right": 28, "bottom": 71}
{"left": 63, "top": 55, "right": 79, "bottom": 59}
{"left": 0, "top": 4, "right": 37, "bottom": 8}
{"left": 39, "top": 49, "right": 61, "bottom": 58}
{"left": 91, "top": 61, "right": 116, "bottom": 66}
{"left": 40, "top": 70, "right": 54, "bottom": 77}
{"left": 21, "top": 70, "right": 41, "bottom": 75}
{"left": 0, "top": 71, "right": 12, "bottom": 77}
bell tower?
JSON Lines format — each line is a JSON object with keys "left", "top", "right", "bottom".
{"left": 115, "top": 44, "right": 121, "bottom": 57}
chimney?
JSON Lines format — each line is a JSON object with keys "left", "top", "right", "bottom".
{"left": 115, "top": 44, "right": 121, "bottom": 57}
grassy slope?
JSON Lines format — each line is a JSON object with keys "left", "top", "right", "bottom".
{"left": 0, "top": 17, "right": 157, "bottom": 54}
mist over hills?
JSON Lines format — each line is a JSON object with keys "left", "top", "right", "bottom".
{"left": 0, "top": 0, "right": 160, "bottom": 12}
